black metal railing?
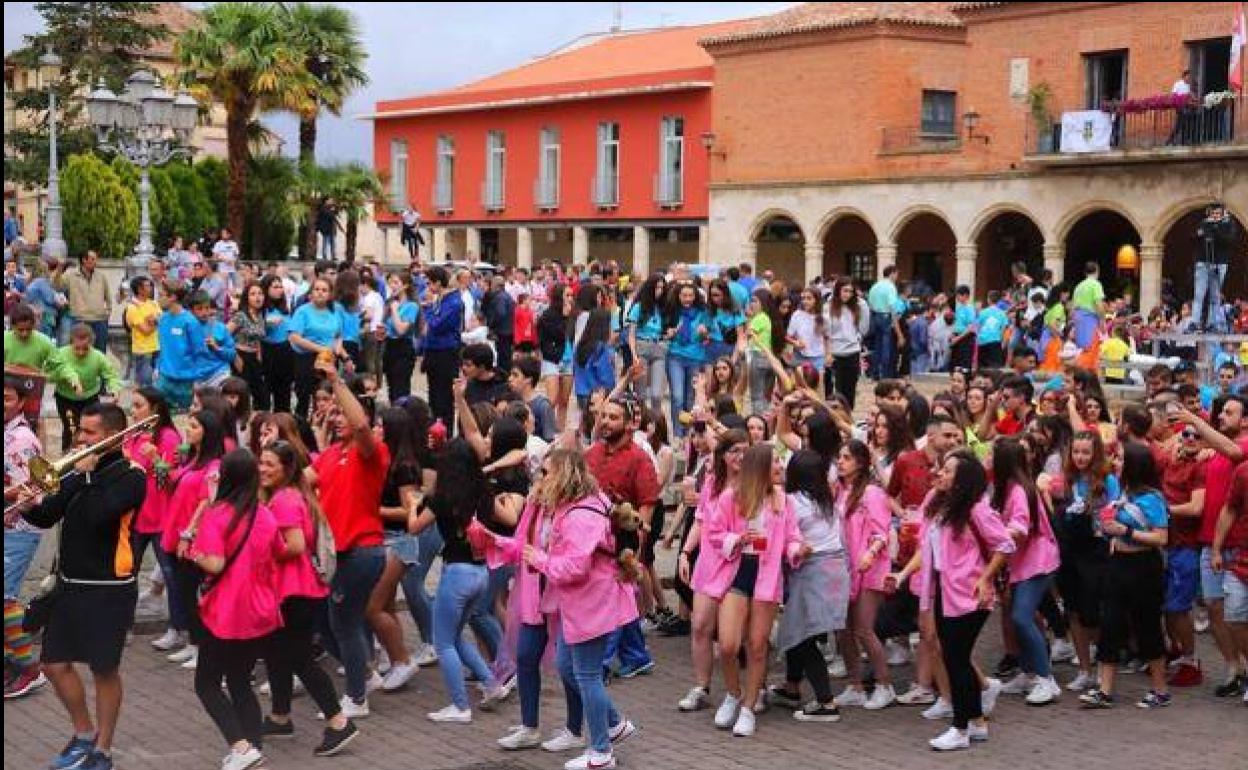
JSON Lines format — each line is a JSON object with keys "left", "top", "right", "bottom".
{"left": 879, "top": 126, "right": 961, "bottom": 154}
{"left": 1027, "top": 99, "right": 1245, "bottom": 155}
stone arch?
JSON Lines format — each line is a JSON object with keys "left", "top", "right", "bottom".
{"left": 813, "top": 206, "right": 880, "bottom": 244}
{"left": 751, "top": 210, "right": 806, "bottom": 285}
{"left": 886, "top": 204, "right": 960, "bottom": 245}
{"left": 1053, "top": 199, "right": 1144, "bottom": 245}
{"left": 972, "top": 207, "right": 1046, "bottom": 296}
{"left": 891, "top": 208, "right": 958, "bottom": 294}
{"left": 966, "top": 202, "right": 1050, "bottom": 244}
{"left": 1062, "top": 208, "right": 1142, "bottom": 300}
{"left": 816, "top": 207, "right": 880, "bottom": 286}
{"left": 1150, "top": 196, "right": 1248, "bottom": 245}
{"left": 747, "top": 207, "right": 807, "bottom": 243}
{"left": 1158, "top": 201, "right": 1247, "bottom": 308}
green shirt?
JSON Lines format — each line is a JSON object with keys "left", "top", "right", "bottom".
{"left": 1072, "top": 278, "right": 1104, "bottom": 313}
{"left": 53, "top": 347, "right": 121, "bottom": 400}
{"left": 4, "top": 329, "right": 61, "bottom": 371}
{"left": 1043, "top": 303, "right": 1066, "bottom": 331}
{"left": 867, "top": 279, "right": 899, "bottom": 315}
{"left": 748, "top": 312, "right": 773, "bottom": 354}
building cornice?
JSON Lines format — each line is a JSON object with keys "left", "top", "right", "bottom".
{"left": 362, "top": 80, "right": 712, "bottom": 121}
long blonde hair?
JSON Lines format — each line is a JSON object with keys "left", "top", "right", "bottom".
{"left": 536, "top": 448, "right": 600, "bottom": 511}
{"left": 735, "top": 443, "right": 775, "bottom": 521}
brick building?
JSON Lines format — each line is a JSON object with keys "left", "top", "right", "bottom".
{"left": 701, "top": 1, "right": 1246, "bottom": 311}
{"left": 369, "top": 21, "right": 745, "bottom": 273}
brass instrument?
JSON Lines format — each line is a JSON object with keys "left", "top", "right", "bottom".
{"left": 24, "top": 415, "right": 160, "bottom": 494}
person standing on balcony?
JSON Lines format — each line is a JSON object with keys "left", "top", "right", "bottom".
{"left": 1193, "top": 203, "right": 1238, "bottom": 334}
{"left": 1171, "top": 69, "right": 1194, "bottom": 96}
{"left": 400, "top": 205, "right": 422, "bottom": 262}
{"left": 317, "top": 200, "right": 340, "bottom": 263}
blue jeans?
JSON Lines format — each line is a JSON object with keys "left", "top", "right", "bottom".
{"left": 3, "top": 529, "right": 42, "bottom": 600}
{"left": 1192, "top": 262, "right": 1228, "bottom": 331}
{"left": 320, "top": 232, "right": 337, "bottom": 261}
{"left": 869, "top": 312, "right": 894, "bottom": 380}
{"left": 556, "top": 630, "right": 621, "bottom": 753}
{"left": 666, "top": 354, "right": 702, "bottom": 436}
{"left": 327, "top": 546, "right": 385, "bottom": 701}
{"left": 132, "top": 353, "right": 155, "bottom": 387}
{"left": 604, "top": 614, "right": 651, "bottom": 672}
{"left": 433, "top": 562, "right": 497, "bottom": 709}
{"left": 405, "top": 525, "right": 443, "bottom": 642}
{"left": 75, "top": 319, "right": 109, "bottom": 354}
{"left": 474, "top": 565, "right": 514, "bottom": 668}
{"left": 518, "top": 621, "right": 583, "bottom": 732}
{"left": 1010, "top": 572, "right": 1054, "bottom": 678}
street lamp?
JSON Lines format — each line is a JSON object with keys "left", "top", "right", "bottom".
{"left": 39, "top": 49, "right": 67, "bottom": 261}
{"left": 86, "top": 70, "right": 198, "bottom": 277}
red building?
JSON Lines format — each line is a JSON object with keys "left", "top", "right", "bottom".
{"left": 369, "top": 21, "right": 743, "bottom": 272}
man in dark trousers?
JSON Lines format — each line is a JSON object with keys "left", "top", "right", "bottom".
{"left": 420, "top": 265, "right": 464, "bottom": 430}
{"left": 481, "top": 276, "right": 516, "bottom": 373}
{"left": 15, "top": 403, "right": 146, "bottom": 770}
{"left": 1194, "top": 203, "right": 1238, "bottom": 333}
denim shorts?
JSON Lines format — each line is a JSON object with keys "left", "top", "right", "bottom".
{"left": 1224, "top": 555, "right": 1248, "bottom": 623}
{"left": 730, "top": 555, "right": 760, "bottom": 598}
{"left": 384, "top": 530, "right": 421, "bottom": 567}
{"left": 1200, "top": 546, "right": 1227, "bottom": 601}
{"left": 1163, "top": 546, "right": 1200, "bottom": 613}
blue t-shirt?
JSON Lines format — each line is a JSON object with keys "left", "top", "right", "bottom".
{"left": 334, "top": 302, "right": 362, "bottom": 344}
{"left": 709, "top": 309, "right": 745, "bottom": 344}
{"left": 263, "top": 308, "right": 290, "bottom": 344}
{"left": 289, "top": 303, "right": 342, "bottom": 349}
{"left": 669, "top": 307, "right": 711, "bottom": 362}
{"left": 626, "top": 301, "right": 664, "bottom": 341}
{"left": 976, "top": 307, "right": 1010, "bottom": 345}
{"left": 385, "top": 300, "right": 419, "bottom": 339}
{"left": 954, "top": 302, "right": 977, "bottom": 335}
{"left": 1111, "top": 490, "right": 1168, "bottom": 546}
{"left": 728, "top": 281, "right": 751, "bottom": 311}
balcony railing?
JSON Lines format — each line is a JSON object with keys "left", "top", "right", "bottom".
{"left": 1026, "top": 98, "right": 1245, "bottom": 155}
{"left": 654, "top": 172, "right": 683, "bottom": 207}
{"left": 481, "top": 178, "right": 505, "bottom": 211}
{"left": 533, "top": 177, "right": 559, "bottom": 210}
{"left": 592, "top": 173, "right": 619, "bottom": 207}
{"left": 432, "top": 181, "right": 453, "bottom": 213}
{"left": 879, "top": 126, "right": 961, "bottom": 154}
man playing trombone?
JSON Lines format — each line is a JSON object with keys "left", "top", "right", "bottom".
{"left": 9, "top": 403, "right": 146, "bottom": 770}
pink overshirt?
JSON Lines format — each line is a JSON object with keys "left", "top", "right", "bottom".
{"left": 160, "top": 459, "right": 221, "bottom": 554}
{"left": 192, "top": 502, "right": 283, "bottom": 640}
{"left": 123, "top": 426, "right": 180, "bottom": 535}
{"left": 840, "top": 485, "right": 892, "bottom": 600}
{"left": 916, "top": 496, "right": 1017, "bottom": 618}
{"left": 1000, "top": 483, "right": 1060, "bottom": 584}
{"left": 269, "top": 487, "right": 329, "bottom": 601}
{"left": 489, "top": 492, "right": 638, "bottom": 645}
{"left": 690, "top": 472, "right": 731, "bottom": 595}
{"left": 700, "top": 488, "right": 804, "bottom": 604}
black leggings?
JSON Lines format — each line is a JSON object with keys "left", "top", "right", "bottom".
{"left": 831, "top": 353, "right": 861, "bottom": 409}
{"left": 423, "top": 348, "right": 460, "bottom": 429}
{"left": 174, "top": 559, "right": 205, "bottom": 641}
{"left": 937, "top": 601, "right": 990, "bottom": 730}
{"left": 266, "top": 596, "right": 341, "bottom": 719}
{"left": 785, "top": 636, "right": 833, "bottom": 703}
{"left": 292, "top": 352, "right": 318, "bottom": 420}
{"left": 54, "top": 392, "right": 99, "bottom": 452}
{"left": 262, "top": 341, "right": 293, "bottom": 414}
{"left": 234, "top": 349, "right": 270, "bottom": 412}
{"left": 1097, "top": 549, "right": 1166, "bottom": 665}
{"left": 195, "top": 632, "right": 264, "bottom": 748}
{"left": 383, "top": 339, "right": 417, "bottom": 402}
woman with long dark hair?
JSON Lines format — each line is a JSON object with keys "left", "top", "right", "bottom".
{"left": 869, "top": 406, "right": 914, "bottom": 488}
{"left": 626, "top": 273, "right": 670, "bottom": 413}
{"left": 705, "top": 278, "right": 745, "bottom": 364}
{"left": 334, "top": 269, "right": 365, "bottom": 373}
{"left": 537, "top": 283, "right": 574, "bottom": 430}
{"left": 228, "top": 280, "right": 270, "bottom": 410}
{"left": 991, "top": 439, "right": 1062, "bottom": 705}
{"left": 259, "top": 275, "right": 293, "bottom": 413}
{"left": 258, "top": 442, "right": 357, "bottom": 755}
{"left": 189, "top": 449, "right": 282, "bottom": 770}
{"left": 573, "top": 308, "right": 615, "bottom": 411}
{"left": 918, "top": 450, "right": 1014, "bottom": 751}
{"left": 1079, "top": 442, "right": 1171, "bottom": 710}
{"left": 382, "top": 272, "right": 420, "bottom": 402}
{"left": 768, "top": 450, "right": 851, "bottom": 722}
{"left": 664, "top": 282, "right": 711, "bottom": 437}
{"left": 399, "top": 397, "right": 440, "bottom": 665}
{"left": 826, "top": 279, "right": 869, "bottom": 408}
{"left": 786, "top": 288, "right": 827, "bottom": 392}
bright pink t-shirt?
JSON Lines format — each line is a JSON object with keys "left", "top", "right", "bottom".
{"left": 193, "top": 501, "right": 283, "bottom": 640}
{"left": 124, "top": 426, "right": 181, "bottom": 535}
{"left": 269, "top": 487, "right": 328, "bottom": 600}
{"left": 160, "top": 459, "right": 221, "bottom": 553}
{"left": 1201, "top": 436, "right": 1248, "bottom": 544}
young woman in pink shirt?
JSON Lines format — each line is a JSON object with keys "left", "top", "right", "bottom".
{"left": 704, "top": 443, "right": 803, "bottom": 737}
{"left": 833, "top": 440, "right": 897, "bottom": 710}
{"left": 188, "top": 449, "right": 282, "bottom": 770}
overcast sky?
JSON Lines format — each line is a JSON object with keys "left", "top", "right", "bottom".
{"left": 4, "top": 2, "right": 793, "bottom": 163}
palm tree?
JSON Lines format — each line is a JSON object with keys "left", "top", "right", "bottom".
{"left": 175, "top": 2, "right": 312, "bottom": 240}
{"left": 326, "top": 163, "right": 385, "bottom": 265}
{"left": 283, "top": 2, "right": 368, "bottom": 260}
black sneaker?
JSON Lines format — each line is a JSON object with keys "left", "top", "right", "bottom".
{"left": 793, "top": 703, "right": 842, "bottom": 723}
{"left": 313, "top": 720, "right": 359, "bottom": 757}
{"left": 1079, "top": 688, "right": 1115, "bottom": 709}
{"left": 994, "top": 655, "right": 1021, "bottom": 679}
{"left": 766, "top": 685, "right": 804, "bottom": 709}
{"left": 262, "top": 716, "right": 295, "bottom": 739}
{"left": 658, "top": 618, "right": 691, "bottom": 637}
{"left": 1214, "top": 674, "right": 1246, "bottom": 697}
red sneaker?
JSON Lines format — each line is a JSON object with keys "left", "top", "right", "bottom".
{"left": 3, "top": 665, "right": 47, "bottom": 699}
{"left": 1167, "top": 662, "right": 1203, "bottom": 688}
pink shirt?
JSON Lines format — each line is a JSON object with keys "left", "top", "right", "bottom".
{"left": 124, "top": 426, "right": 181, "bottom": 535}
{"left": 1000, "top": 483, "right": 1060, "bottom": 584}
{"left": 840, "top": 485, "right": 892, "bottom": 600}
{"left": 160, "top": 459, "right": 221, "bottom": 553}
{"left": 916, "top": 497, "right": 1016, "bottom": 618}
{"left": 690, "top": 472, "right": 733, "bottom": 595}
{"left": 526, "top": 492, "right": 639, "bottom": 644}
{"left": 269, "top": 487, "right": 328, "bottom": 600}
{"left": 700, "top": 488, "right": 803, "bottom": 604}
{"left": 192, "top": 502, "right": 283, "bottom": 640}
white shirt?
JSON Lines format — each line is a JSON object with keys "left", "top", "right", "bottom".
{"left": 1171, "top": 79, "right": 1192, "bottom": 96}
{"left": 212, "top": 239, "right": 239, "bottom": 273}
{"left": 791, "top": 493, "right": 843, "bottom": 555}
{"left": 360, "top": 290, "right": 385, "bottom": 332}
{"left": 401, "top": 208, "right": 420, "bottom": 228}
{"left": 786, "top": 309, "right": 827, "bottom": 359}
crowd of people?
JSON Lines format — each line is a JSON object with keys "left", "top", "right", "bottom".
{"left": 4, "top": 240, "right": 1248, "bottom": 770}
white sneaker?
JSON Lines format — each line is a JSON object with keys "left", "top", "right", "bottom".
{"left": 136, "top": 590, "right": 166, "bottom": 618}
{"left": 1000, "top": 672, "right": 1033, "bottom": 695}
{"left": 340, "top": 694, "right": 370, "bottom": 719}
{"left": 221, "top": 746, "right": 264, "bottom": 770}
{"left": 921, "top": 698, "right": 953, "bottom": 720}
{"left": 381, "top": 661, "right": 418, "bottom": 692}
{"left": 968, "top": 721, "right": 989, "bottom": 742}
{"left": 1025, "top": 676, "right": 1061, "bottom": 706}
{"left": 713, "top": 694, "right": 741, "bottom": 728}
{"left": 376, "top": 647, "right": 392, "bottom": 676}
{"left": 167, "top": 644, "right": 197, "bottom": 663}
{"left": 752, "top": 689, "right": 769, "bottom": 714}
{"left": 1050, "top": 638, "right": 1076, "bottom": 663}
{"left": 497, "top": 726, "right": 542, "bottom": 750}
{"left": 677, "top": 685, "right": 710, "bottom": 711}
{"left": 1066, "top": 671, "right": 1096, "bottom": 692}
{"left": 864, "top": 684, "right": 896, "bottom": 710}
{"left": 365, "top": 670, "right": 385, "bottom": 693}
{"left": 886, "top": 639, "right": 912, "bottom": 666}
{"left": 609, "top": 718, "right": 637, "bottom": 744}
{"left": 896, "top": 683, "right": 937, "bottom": 706}
{"left": 832, "top": 686, "right": 868, "bottom": 708}
{"left": 180, "top": 649, "right": 198, "bottom": 670}
{"left": 929, "top": 727, "right": 970, "bottom": 751}
{"left": 427, "top": 704, "right": 471, "bottom": 723}
{"left": 150, "top": 629, "right": 182, "bottom": 651}
{"left": 564, "top": 750, "right": 616, "bottom": 770}
{"left": 980, "top": 677, "right": 1002, "bottom": 715}
{"left": 827, "top": 655, "right": 848, "bottom": 679}
{"left": 541, "top": 727, "right": 586, "bottom": 752}
{"left": 414, "top": 643, "right": 439, "bottom": 667}
{"left": 731, "top": 707, "right": 756, "bottom": 737}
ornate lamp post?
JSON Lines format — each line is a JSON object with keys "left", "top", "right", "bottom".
{"left": 85, "top": 70, "right": 198, "bottom": 278}
{"left": 39, "top": 49, "right": 67, "bottom": 261}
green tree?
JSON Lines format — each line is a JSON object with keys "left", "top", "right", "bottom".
{"left": 194, "top": 156, "right": 228, "bottom": 228}
{"left": 175, "top": 2, "right": 313, "bottom": 241}
{"left": 282, "top": 2, "right": 368, "bottom": 260}
{"left": 326, "top": 163, "right": 386, "bottom": 264}
{"left": 166, "top": 162, "right": 215, "bottom": 241}
{"left": 3, "top": 2, "right": 168, "bottom": 187}
{"left": 242, "top": 154, "right": 299, "bottom": 262}
{"left": 149, "top": 166, "right": 181, "bottom": 250}
{"left": 61, "top": 153, "right": 139, "bottom": 259}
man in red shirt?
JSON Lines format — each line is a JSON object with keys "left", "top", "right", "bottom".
{"left": 887, "top": 415, "right": 962, "bottom": 511}
{"left": 1160, "top": 428, "right": 1208, "bottom": 686}
{"left": 993, "top": 376, "right": 1034, "bottom": 437}
{"left": 1212, "top": 460, "right": 1248, "bottom": 707}
{"left": 312, "top": 360, "right": 389, "bottom": 715}
{"left": 1179, "top": 396, "right": 1248, "bottom": 697}
{"left": 586, "top": 398, "right": 660, "bottom": 679}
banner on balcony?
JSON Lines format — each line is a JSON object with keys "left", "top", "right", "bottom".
{"left": 1060, "top": 110, "right": 1113, "bottom": 153}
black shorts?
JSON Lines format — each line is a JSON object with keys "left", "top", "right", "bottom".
{"left": 1056, "top": 549, "right": 1106, "bottom": 628}
{"left": 640, "top": 504, "right": 666, "bottom": 566}
{"left": 42, "top": 583, "right": 137, "bottom": 673}
{"left": 730, "top": 555, "right": 760, "bottom": 599}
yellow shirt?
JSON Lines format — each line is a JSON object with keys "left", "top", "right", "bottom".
{"left": 1100, "top": 337, "right": 1131, "bottom": 380}
{"left": 124, "top": 299, "right": 162, "bottom": 355}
